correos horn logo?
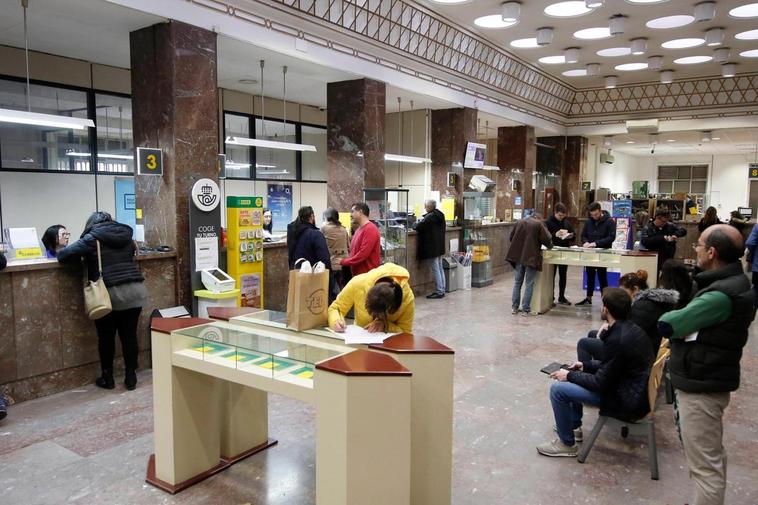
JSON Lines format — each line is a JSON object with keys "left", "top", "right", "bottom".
{"left": 192, "top": 178, "right": 220, "bottom": 212}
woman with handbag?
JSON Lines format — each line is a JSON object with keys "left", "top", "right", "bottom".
{"left": 58, "top": 212, "right": 147, "bottom": 390}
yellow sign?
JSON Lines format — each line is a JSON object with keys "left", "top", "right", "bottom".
{"left": 338, "top": 212, "right": 352, "bottom": 235}
{"left": 441, "top": 197, "right": 456, "bottom": 221}
{"left": 15, "top": 247, "right": 43, "bottom": 258}
{"left": 136, "top": 208, "right": 143, "bottom": 219}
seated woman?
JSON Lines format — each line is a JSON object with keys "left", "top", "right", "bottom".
{"left": 328, "top": 262, "right": 415, "bottom": 334}
{"left": 41, "top": 224, "right": 70, "bottom": 258}
{"left": 261, "top": 208, "right": 274, "bottom": 240}
{"left": 577, "top": 269, "right": 680, "bottom": 361}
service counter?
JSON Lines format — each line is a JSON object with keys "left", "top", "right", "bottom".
{"left": 0, "top": 252, "right": 178, "bottom": 403}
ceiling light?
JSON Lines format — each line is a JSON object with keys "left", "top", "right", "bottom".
{"left": 603, "top": 136, "right": 613, "bottom": 147}
{"left": 0, "top": 109, "right": 95, "bottom": 130}
{"left": 586, "top": 0, "right": 604, "bottom": 7}
{"left": 539, "top": 55, "right": 567, "bottom": 64}
{"left": 474, "top": 14, "right": 518, "bottom": 28}
{"left": 705, "top": 27, "right": 725, "bottom": 46}
{"left": 712, "top": 136, "right": 721, "bottom": 140}
{"left": 630, "top": 38, "right": 647, "bottom": 55}
{"left": 646, "top": 15, "right": 695, "bottom": 29}
{"left": 574, "top": 27, "right": 612, "bottom": 39}
{"left": 694, "top": 2, "right": 716, "bottom": 22}
{"left": 713, "top": 47, "right": 731, "bottom": 63}
{"left": 562, "top": 68, "right": 588, "bottom": 76}
{"left": 537, "top": 27, "right": 555, "bottom": 45}
{"left": 586, "top": 63, "right": 600, "bottom": 75}
{"left": 502, "top": 2, "right": 521, "bottom": 22}
{"left": 610, "top": 15, "right": 627, "bottom": 36}
{"left": 564, "top": 47, "right": 580, "bottom": 63}
{"left": 736, "top": 29, "right": 758, "bottom": 40}
{"left": 626, "top": 140, "right": 635, "bottom": 144}
{"left": 660, "top": 70, "right": 674, "bottom": 83}
{"left": 238, "top": 78, "right": 259, "bottom": 85}
{"left": 384, "top": 153, "right": 432, "bottom": 164}
{"left": 226, "top": 136, "right": 317, "bottom": 152}
{"left": 662, "top": 38, "right": 705, "bottom": 49}
{"left": 674, "top": 55, "right": 713, "bottom": 64}
{"left": 729, "top": 3, "right": 758, "bottom": 18}
{"left": 666, "top": 139, "right": 676, "bottom": 142}
{"left": 545, "top": 1, "right": 594, "bottom": 17}
{"left": 605, "top": 75, "right": 618, "bottom": 88}
{"left": 66, "top": 151, "right": 133, "bottom": 160}
{"left": 615, "top": 62, "right": 648, "bottom": 71}
{"left": 511, "top": 37, "right": 539, "bottom": 48}
{"left": 597, "top": 47, "right": 631, "bottom": 57}
{"left": 722, "top": 63, "right": 737, "bottom": 77}
{"left": 700, "top": 131, "right": 712, "bottom": 142}
{"left": 740, "top": 49, "right": 758, "bottom": 57}
{"left": 648, "top": 55, "right": 663, "bottom": 70}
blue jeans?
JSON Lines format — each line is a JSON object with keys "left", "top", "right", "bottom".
{"left": 428, "top": 256, "right": 445, "bottom": 295}
{"left": 512, "top": 264, "right": 537, "bottom": 312}
{"left": 549, "top": 381, "right": 602, "bottom": 445}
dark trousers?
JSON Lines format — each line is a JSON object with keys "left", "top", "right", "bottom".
{"left": 94, "top": 307, "right": 142, "bottom": 371}
{"left": 577, "top": 330, "right": 604, "bottom": 362}
{"left": 585, "top": 266, "right": 608, "bottom": 298}
{"left": 553, "top": 264, "right": 568, "bottom": 299}
{"left": 753, "top": 272, "right": 758, "bottom": 309}
{"left": 329, "top": 270, "right": 345, "bottom": 304}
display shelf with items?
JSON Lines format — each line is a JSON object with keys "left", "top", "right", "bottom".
{"left": 462, "top": 192, "right": 495, "bottom": 225}
{"left": 226, "top": 197, "right": 265, "bottom": 308}
{"left": 653, "top": 198, "right": 685, "bottom": 221}
{"left": 463, "top": 229, "right": 492, "bottom": 288}
{"left": 363, "top": 188, "right": 410, "bottom": 267}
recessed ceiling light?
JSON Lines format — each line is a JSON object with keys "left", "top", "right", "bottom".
{"left": 736, "top": 29, "right": 758, "bottom": 40}
{"left": 586, "top": 0, "right": 604, "bottom": 7}
{"left": 661, "top": 38, "right": 705, "bottom": 49}
{"left": 544, "top": 1, "right": 594, "bottom": 17}
{"left": 615, "top": 62, "right": 649, "bottom": 70}
{"left": 626, "top": 140, "right": 635, "bottom": 144}
{"left": 729, "top": 3, "right": 758, "bottom": 18}
{"left": 474, "top": 15, "right": 518, "bottom": 28}
{"left": 539, "top": 55, "right": 567, "bottom": 64}
{"left": 712, "top": 136, "right": 720, "bottom": 140}
{"left": 740, "top": 49, "right": 758, "bottom": 57}
{"left": 666, "top": 139, "right": 676, "bottom": 142}
{"left": 597, "top": 47, "right": 632, "bottom": 57}
{"left": 562, "top": 68, "right": 588, "bottom": 76}
{"left": 674, "top": 55, "right": 713, "bottom": 64}
{"left": 510, "top": 37, "right": 540, "bottom": 48}
{"left": 646, "top": 15, "right": 695, "bottom": 29}
{"left": 574, "top": 27, "right": 612, "bottom": 39}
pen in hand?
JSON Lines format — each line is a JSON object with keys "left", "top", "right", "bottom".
{"left": 333, "top": 308, "right": 346, "bottom": 333}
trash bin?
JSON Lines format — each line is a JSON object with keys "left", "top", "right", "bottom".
{"left": 442, "top": 257, "right": 458, "bottom": 293}
{"left": 194, "top": 289, "right": 240, "bottom": 318}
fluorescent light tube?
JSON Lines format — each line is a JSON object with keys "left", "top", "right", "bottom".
{"left": 384, "top": 153, "right": 432, "bottom": 164}
{"left": 66, "top": 151, "right": 133, "bottom": 160}
{"left": 225, "top": 136, "right": 317, "bottom": 152}
{"left": 0, "top": 108, "right": 95, "bottom": 130}
{"left": 482, "top": 165, "right": 500, "bottom": 171}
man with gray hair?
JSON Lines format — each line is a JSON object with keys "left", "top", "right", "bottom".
{"left": 413, "top": 199, "right": 447, "bottom": 299}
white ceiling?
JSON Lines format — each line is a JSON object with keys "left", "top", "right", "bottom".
{"left": 591, "top": 127, "right": 758, "bottom": 156}
{"left": 420, "top": 0, "right": 758, "bottom": 88}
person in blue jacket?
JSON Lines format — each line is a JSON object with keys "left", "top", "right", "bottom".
{"left": 576, "top": 202, "right": 616, "bottom": 306}
{"left": 287, "top": 206, "right": 332, "bottom": 270}
{"left": 745, "top": 223, "right": 758, "bottom": 307}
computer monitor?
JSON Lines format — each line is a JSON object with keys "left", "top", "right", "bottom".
{"left": 738, "top": 207, "right": 753, "bottom": 219}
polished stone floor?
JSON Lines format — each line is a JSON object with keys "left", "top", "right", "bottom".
{"left": 2, "top": 269, "right": 757, "bottom": 505}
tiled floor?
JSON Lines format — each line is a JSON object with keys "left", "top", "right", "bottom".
{"left": 2, "top": 270, "right": 757, "bottom": 505}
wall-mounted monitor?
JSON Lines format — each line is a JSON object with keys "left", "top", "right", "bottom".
{"left": 463, "top": 142, "right": 486, "bottom": 169}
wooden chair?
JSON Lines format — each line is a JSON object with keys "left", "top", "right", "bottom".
{"left": 577, "top": 349, "right": 670, "bottom": 480}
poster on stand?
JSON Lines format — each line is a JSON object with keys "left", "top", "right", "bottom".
{"left": 267, "top": 183, "right": 293, "bottom": 232}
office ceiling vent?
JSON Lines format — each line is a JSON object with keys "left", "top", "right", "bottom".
{"left": 626, "top": 119, "right": 659, "bottom": 134}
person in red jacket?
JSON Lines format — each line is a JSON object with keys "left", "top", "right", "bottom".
{"left": 338, "top": 202, "right": 381, "bottom": 276}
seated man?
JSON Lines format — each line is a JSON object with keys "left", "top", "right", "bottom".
{"left": 327, "top": 262, "right": 415, "bottom": 334}
{"left": 537, "top": 288, "right": 654, "bottom": 457}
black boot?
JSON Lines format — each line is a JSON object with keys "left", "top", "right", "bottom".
{"left": 124, "top": 369, "right": 137, "bottom": 391}
{"left": 95, "top": 369, "right": 115, "bottom": 390}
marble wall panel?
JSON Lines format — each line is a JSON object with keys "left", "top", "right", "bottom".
{"left": 263, "top": 243, "right": 289, "bottom": 312}
{"left": 0, "top": 272, "right": 16, "bottom": 383}
{"left": 58, "top": 263, "right": 99, "bottom": 369}
{"left": 498, "top": 126, "right": 536, "bottom": 210}
{"left": 430, "top": 108, "right": 477, "bottom": 220}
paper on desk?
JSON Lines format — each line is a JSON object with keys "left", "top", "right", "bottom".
{"left": 8, "top": 227, "right": 39, "bottom": 249}
{"left": 340, "top": 325, "right": 397, "bottom": 345}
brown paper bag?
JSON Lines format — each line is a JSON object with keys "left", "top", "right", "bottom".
{"left": 286, "top": 269, "right": 329, "bottom": 331}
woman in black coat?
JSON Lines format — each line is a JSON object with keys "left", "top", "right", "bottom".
{"left": 286, "top": 206, "right": 331, "bottom": 270}
{"left": 58, "top": 212, "right": 147, "bottom": 391}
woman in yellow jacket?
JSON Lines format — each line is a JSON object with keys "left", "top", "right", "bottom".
{"left": 328, "top": 262, "right": 415, "bottom": 334}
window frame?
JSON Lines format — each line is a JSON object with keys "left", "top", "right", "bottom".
{"left": 0, "top": 74, "right": 133, "bottom": 176}
{"left": 656, "top": 164, "right": 708, "bottom": 196}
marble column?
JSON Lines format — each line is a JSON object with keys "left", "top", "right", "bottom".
{"left": 130, "top": 21, "right": 219, "bottom": 308}
{"left": 327, "top": 78, "right": 386, "bottom": 210}
{"left": 430, "top": 108, "right": 477, "bottom": 219}
{"left": 536, "top": 136, "right": 588, "bottom": 218}
{"left": 497, "top": 126, "right": 536, "bottom": 212}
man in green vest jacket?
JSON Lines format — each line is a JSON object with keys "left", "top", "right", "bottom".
{"left": 658, "top": 224, "right": 755, "bottom": 505}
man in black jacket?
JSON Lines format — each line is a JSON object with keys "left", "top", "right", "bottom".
{"left": 658, "top": 225, "right": 755, "bottom": 505}
{"left": 641, "top": 209, "right": 686, "bottom": 276}
{"left": 537, "top": 288, "right": 653, "bottom": 457}
{"left": 544, "top": 203, "right": 575, "bottom": 305}
{"left": 577, "top": 202, "right": 616, "bottom": 306}
{"left": 413, "top": 199, "right": 447, "bottom": 299}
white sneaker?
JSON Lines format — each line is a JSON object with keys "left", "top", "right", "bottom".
{"left": 536, "top": 438, "right": 578, "bottom": 457}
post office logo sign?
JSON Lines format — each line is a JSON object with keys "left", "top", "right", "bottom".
{"left": 192, "top": 178, "right": 220, "bottom": 212}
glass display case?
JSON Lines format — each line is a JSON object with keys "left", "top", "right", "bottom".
{"left": 171, "top": 322, "right": 353, "bottom": 388}
{"left": 462, "top": 192, "right": 495, "bottom": 225}
{"left": 363, "top": 188, "right": 410, "bottom": 267}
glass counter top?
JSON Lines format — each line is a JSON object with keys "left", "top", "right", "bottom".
{"left": 234, "top": 310, "right": 344, "bottom": 340}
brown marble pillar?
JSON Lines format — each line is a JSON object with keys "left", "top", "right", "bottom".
{"left": 537, "top": 136, "right": 588, "bottom": 218}
{"left": 430, "top": 108, "right": 477, "bottom": 219}
{"left": 327, "top": 78, "right": 386, "bottom": 210}
{"left": 130, "top": 21, "right": 219, "bottom": 308}
{"left": 498, "top": 126, "right": 536, "bottom": 212}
